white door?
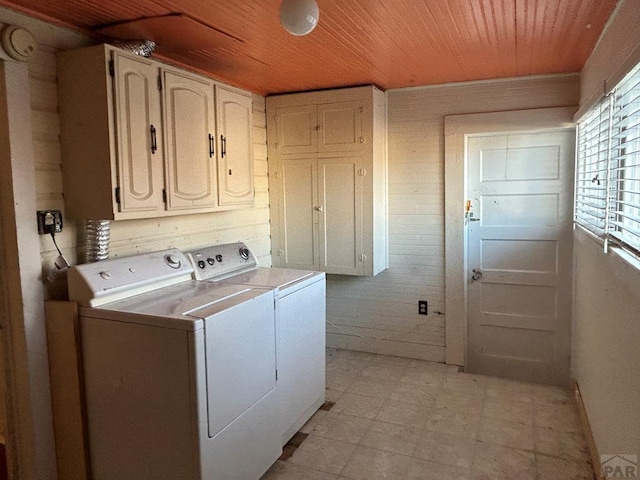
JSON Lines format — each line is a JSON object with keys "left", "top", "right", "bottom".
{"left": 163, "top": 70, "right": 217, "bottom": 211}
{"left": 317, "top": 157, "right": 363, "bottom": 275}
{"left": 466, "top": 130, "right": 574, "bottom": 386}
{"left": 216, "top": 86, "right": 254, "bottom": 206}
{"left": 274, "top": 105, "right": 318, "bottom": 155}
{"left": 317, "top": 101, "right": 364, "bottom": 153}
{"left": 113, "top": 52, "right": 164, "bottom": 214}
{"left": 275, "top": 157, "right": 320, "bottom": 270}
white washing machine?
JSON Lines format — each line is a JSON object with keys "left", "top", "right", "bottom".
{"left": 68, "top": 249, "right": 281, "bottom": 480}
{"left": 187, "top": 243, "right": 326, "bottom": 445}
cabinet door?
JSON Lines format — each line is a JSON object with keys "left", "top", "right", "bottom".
{"left": 273, "top": 105, "right": 317, "bottom": 155}
{"left": 317, "top": 157, "right": 364, "bottom": 275}
{"left": 317, "top": 101, "right": 364, "bottom": 153}
{"left": 275, "top": 158, "right": 320, "bottom": 270}
{"left": 113, "top": 52, "right": 165, "bottom": 214}
{"left": 163, "top": 70, "right": 217, "bottom": 211}
{"left": 216, "top": 86, "right": 254, "bottom": 206}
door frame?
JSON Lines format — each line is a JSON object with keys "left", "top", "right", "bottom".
{"left": 443, "top": 106, "right": 577, "bottom": 366}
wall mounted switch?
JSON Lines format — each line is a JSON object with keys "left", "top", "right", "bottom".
{"left": 37, "top": 210, "right": 63, "bottom": 235}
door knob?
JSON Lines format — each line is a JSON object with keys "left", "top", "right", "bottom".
{"left": 471, "top": 269, "right": 483, "bottom": 281}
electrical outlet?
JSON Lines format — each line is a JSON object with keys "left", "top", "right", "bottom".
{"left": 418, "top": 300, "right": 428, "bottom": 315}
{"left": 37, "top": 210, "right": 63, "bottom": 235}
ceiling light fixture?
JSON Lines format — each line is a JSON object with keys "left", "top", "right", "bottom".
{"left": 279, "top": 0, "right": 319, "bottom": 36}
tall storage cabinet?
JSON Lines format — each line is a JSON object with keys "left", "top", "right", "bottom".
{"left": 57, "top": 44, "right": 254, "bottom": 220}
{"left": 267, "top": 86, "right": 388, "bottom": 276}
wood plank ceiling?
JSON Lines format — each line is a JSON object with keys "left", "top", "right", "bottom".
{"left": 0, "top": 0, "right": 618, "bottom": 95}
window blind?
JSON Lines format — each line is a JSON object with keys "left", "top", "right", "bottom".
{"left": 609, "top": 64, "right": 640, "bottom": 253}
{"left": 575, "top": 96, "right": 611, "bottom": 236}
{"left": 576, "top": 61, "right": 640, "bottom": 257}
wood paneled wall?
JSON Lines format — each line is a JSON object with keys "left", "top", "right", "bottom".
{"left": 327, "top": 74, "right": 580, "bottom": 361}
{"left": 31, "top": 39, "right": 271, "bottom": 300}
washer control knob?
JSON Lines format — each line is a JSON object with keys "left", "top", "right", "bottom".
{"left": 207, "top": 257, "right": 215, "bottom": 265}
{"left": 99, "top": 271, "right": 111, "bottom": 280}
{"left": 239, "top": 247, "right": 250, "bottom": 260}
{"left": 215, "top": 254, "right": 223, "bottom": 263}
{"left": 197, "top": 260, "right": 206, "bottom": 269}
{"left": 165, "top": 254, "right": 182, "bottom": 269}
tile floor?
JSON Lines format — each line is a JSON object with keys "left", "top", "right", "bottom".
{"left": 261, "top": 348, "right": 595, "bottom": 480}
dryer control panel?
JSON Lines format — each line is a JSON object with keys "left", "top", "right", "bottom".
{"left": 68, "top": 248, "right": 193, "bottom": 307}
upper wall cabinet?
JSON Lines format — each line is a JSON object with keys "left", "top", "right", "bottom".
{"left": 267, "top": 86, "right": 388, "bottom": 276}
{"left": 273, "top": 100, "right": 364, "bottom": 155}
{"left": 57, "top": 44, "right": 254, "bottom": 220}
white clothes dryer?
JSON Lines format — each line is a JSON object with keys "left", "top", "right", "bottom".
{"left": 187, "top": 243, "right": 326, "bottom": 445}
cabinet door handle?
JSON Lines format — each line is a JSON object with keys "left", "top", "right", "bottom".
{"left": 208, "top": 133, "right": 214, "bottom": 157}
{"left": 221, "top": 135, "right": 226, "bottom": 158}
{"left": 314, "top": 205, "right": 323, "bottom": 212}
{"left": 150, "top": 125, "right": 157, "bottom": 154}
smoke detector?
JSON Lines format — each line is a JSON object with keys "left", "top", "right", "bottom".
{"left": 1, "top": 25, "right": 37, "bottom": 62}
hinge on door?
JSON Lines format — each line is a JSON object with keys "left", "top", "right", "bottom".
{"left": 275, "top": 369, "right": 278, "bottom": 381}
{"left": 162, "top": 189, "right": 167, "bottom": 203}
{"left": 157, "top": 75, "right": 162, "bottom": 91}
{"left": 114, "top": 187, "right": 120, "bottom": 204}
{"left": 108, "top": 60, "right": 115, "bottom": 77}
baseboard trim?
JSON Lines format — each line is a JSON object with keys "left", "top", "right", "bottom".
{"left": 573, "top": 380, "right": 602, "bottom": 479}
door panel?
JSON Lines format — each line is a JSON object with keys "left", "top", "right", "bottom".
{"left": 318, "top": 157, "right": 363, "bottom": 275}
{"left": 163, "top": 70, "right": 217, "bottom": 210}
{"left": 113, "top": 52, "right": 164, "bottom": 214}
{"left": 277, "top": 158, "right": 319, "bottom": 270}
{"left": 480, "top": 145, "right": 561, "bottom": 181}
{"left": 481, "top": 239, "right": 558, "bottom": 273}
{"left": 467, "top": 130, "right": 574, "bottom": 386}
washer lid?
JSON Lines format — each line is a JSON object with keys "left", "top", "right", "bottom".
{"left": 95, "top": 281, "right": 271, "bottom": 319}
{"left": 224, "top": 267, "right": 323, "bottom": 290}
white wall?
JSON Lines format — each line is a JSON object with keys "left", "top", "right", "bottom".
{"left": 572, "top": 0, "right": 640, "bottom": 461}
{"left": 327, "top": 74, "right": 579, "bottom": 361}
{"left": 573, "top": 230, "right": 640, "bottom": 457}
